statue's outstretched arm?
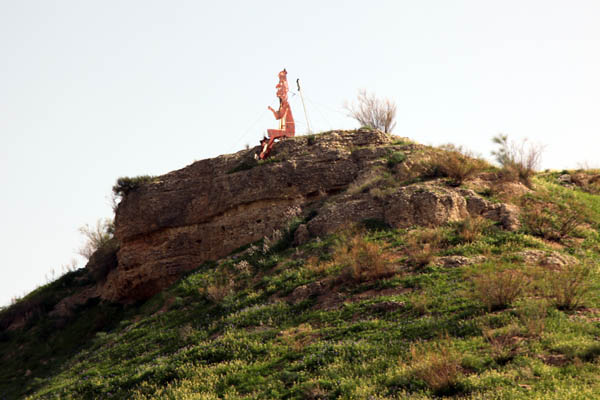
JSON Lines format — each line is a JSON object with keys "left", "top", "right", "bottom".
{"left": 268, "top": 105, "right": 281, "bottom": 120}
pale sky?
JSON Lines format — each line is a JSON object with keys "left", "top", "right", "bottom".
{"left": 1, "top": 1, "right": 599, "bottom": 306}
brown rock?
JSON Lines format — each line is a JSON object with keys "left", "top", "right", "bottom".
{"left": 518, "top": 250, "right": 576, "bottom": 269}
{"left": 105, "top": 130, "right": 393, "bottom": 302}
{"left": 49, "top": 285, "right": 99, "bottom": 319}
{"left": 437, "top": 255, "right": 486, "bottom": 268}
{"left": 288, "top": 280, "right": 328, "bottom": 304}
{"left": 103, "top": 129, "right": 524, "bottom": 303}
{"left": 461, "top": 189, "right": 521, "bottom": 231}
{"left": 307, "top": 195, "right": 384, "bottom": 237}
{"left": 384, "top": 185, "right": 469, "bottom": 228}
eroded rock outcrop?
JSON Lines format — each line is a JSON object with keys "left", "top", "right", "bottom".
{"left": 104, "top": 130, "right": 392, "bottom": 301}
{"left": 306, "top": 186, "right": 520, "bottom": 237}
{"left": 102, "top": 129, "right": 519, "bottom": 302}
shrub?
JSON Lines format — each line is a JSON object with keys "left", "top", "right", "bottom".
{"left": 546, "top": 261, "right": 595, "bottom": 310}
{"left": 228, "top": 158, "right": 258, "bottom": 174}
{"left": 481, "top": 325, "right": 522, "bottom": 364}
{"left": 279, "top": 323, "right": 317, "bottom": 351}
{"left": 408, "top": 291, "right": 430, "bottom": 315}
{"left": 332, "top": 232, "right": 395, "bottom": 282}
{"left": 85, "top": 238, "right": 119, "bottom": 282}
{"left": 387, "top": 151, "right": 406, "bottom": 168}
{"left": 112, "top": 175, "right": 157, "bottom": 196}
{"left": 344, "top": 89, "right": 397, "bottom": 133}
{"left": 204, "top": 278, "right": 235, "bottom": 302}
{"left": 406, "top": 339, "right": 464, "bottom": 395}
{"left": 471, "top": 268, "right": 528, "bottom": 311}
{"left": 431, "top": 145, "right": 488, "bottom": 186}
{"left": 451, "top": 216, "right": 492, "bottom": 244}
{"left": 404, "top": 228, "right": 443, "bottom": 268}
{"left": 491, "top": 134, "right": 544, "bottom": 187}
{"left": 521, "top": 190, "right": 589, "bottom": 241}
{"left": 347, "top": 168, "right": 386, "bottom": 195}
{"left": 78, "top": 219, "right": 115, "bottom": 260}
{"left": 360, "top": 218, "right": 392, "bottom": 232}
{"left": 517, "top": 299, "right": 548, "bottom": 338}
{"left": 200, "top": 263, "right": 237, "bottom": 302}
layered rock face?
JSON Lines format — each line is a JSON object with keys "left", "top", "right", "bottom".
{"left": 103, "top": 130, "right": 389, "bottom": 301}
{"left": 102, "top": 129, "right": 519, "bottom": 302}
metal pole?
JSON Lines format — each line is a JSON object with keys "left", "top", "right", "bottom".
{"left": 296, "top": 79, "right": 312, "bottom": 134}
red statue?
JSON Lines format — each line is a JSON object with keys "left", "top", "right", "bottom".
{"left": 258, "top": 69, "right": 295, "bottom": 159}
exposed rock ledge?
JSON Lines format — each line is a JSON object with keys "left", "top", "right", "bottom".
{"left": 102, "top": 129, "right": 519, "bottom": 302}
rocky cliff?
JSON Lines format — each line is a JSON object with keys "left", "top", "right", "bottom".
{"left": 99, "top": 129, "right": 519, "bottom": 302}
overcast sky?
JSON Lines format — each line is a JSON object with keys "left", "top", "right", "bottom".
{"left": 1, "top": 1, "right": 599, "bottom": 306}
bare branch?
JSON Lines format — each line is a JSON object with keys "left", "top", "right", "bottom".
{"left": 344, "top": 89, "right": 397, "bottom": 133}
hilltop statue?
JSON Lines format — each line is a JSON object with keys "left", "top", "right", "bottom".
{"left": 257, "top": 69, "right": 295, "bottom": 159}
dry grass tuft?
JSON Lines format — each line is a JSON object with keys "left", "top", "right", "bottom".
{"left": 406, "top": 339, "right": 463, "bottom": 395}
{"left": 404, "top": 228, "right": 444, "bottom": 268}
{"left": 408, "top": 291, "right": 430, "bottom": 316}
{"left": 332, "top": 232, "right": 396, "bottom": 282}
{"left": 481, "top": 325, "right": 523, "bottom": 364}
{"left": 521, "top": 192, "right": 589, "bottom": 241}
{"left": 178, "top": 323, "right": 195, "bottom": 341}
{"left": 347, "top": 167, "right": 395, "bottom": 197}
{"left": 279, "top": 323, "right": 317, "bottom": 351}
{"left": 545, "top": 262, "right": 595, "bottom": 310}
{"left": 301, "top": 382, "right": 329, "bottom": 400}
{"left": 305, "top": 256, "right": 330, "bottom": 275}
{"left": 431, "top": 144, "right": 489, "bottom": 186}
{"left": 517, "top": 300, "right": 548, "bottom": 338}
{"left": 453, "top": 215, "right": 492, "bottom": 243}
{"left": 204, "top": 280, "right": 234, "bottom": 302}
{"left": 201, "top": 268, "right": 236, "bottom": 303}
{"left": 491, "top": 134, "right": 544, "bottom": 187}
{"left": 471, "top": 268, "right": 528, "bottom": 311}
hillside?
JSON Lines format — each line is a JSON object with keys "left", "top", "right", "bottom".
{"left": 2, "top": 129, "right": 600, "bottom": 399}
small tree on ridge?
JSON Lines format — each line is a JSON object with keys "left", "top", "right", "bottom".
{"left": 344, "top": 89, "right": 397, "bottom": 133}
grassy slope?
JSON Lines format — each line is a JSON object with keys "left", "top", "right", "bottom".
{"left": 2, "top": 169, "right": 600, "bottom": 399}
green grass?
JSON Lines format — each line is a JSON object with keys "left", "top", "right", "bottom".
{"left": 3, "top": 174, "right": 600, "bottom": 399}
{"left": 387, "top": 151, "right": 407, "bottom": 168}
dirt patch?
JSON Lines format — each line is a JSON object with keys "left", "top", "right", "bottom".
{"left": 367, "top": 300, "right": 406, "bottom": 313}
{"left": 539, "top": 354, "right": 570, "bottom": 367}
{"left": 350, "top": 286, "right": 410, "bottom": 301}
{"left": 569, "top": 308, "right": 600, "bottom": 323}
{"left": 289, "top": 278, "right": 410, "bottom": 311}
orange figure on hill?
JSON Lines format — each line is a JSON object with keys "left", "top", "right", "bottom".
{"left": 258, "top": 69, "right": 295, "bottom": 159}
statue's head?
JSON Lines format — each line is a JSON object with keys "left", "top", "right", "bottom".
{"left": 278, "top": 69, "right": 287, "bottom": 80}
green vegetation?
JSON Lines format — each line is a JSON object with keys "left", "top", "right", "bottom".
{"left": 112, "top": 175, "right": 158, "bottom": 196}
{"left": 77, "top": 219, "right": 115, "bottom": 260}
{"left": 3, "top": 137, "right": 600, "bottom": 399}
{"left": 428, "top": 145, "right": 491, "bottom": 187}
{"left": 518, "top": 177, "right": 600, "bottom": 245}
{"left": 228, "top": 158, "right": 259, "bottom": 174}
{"left": 491, "top": 134, "right": 543, "bottom": 187}
{"left": 228, "top": 156, "right": 283, "bottom": 174}
{"left": 3, "top": 196, "right": 600, "bottom": 399}
{"left": 386, "top": 151, "right": 406, "bottom": 168}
